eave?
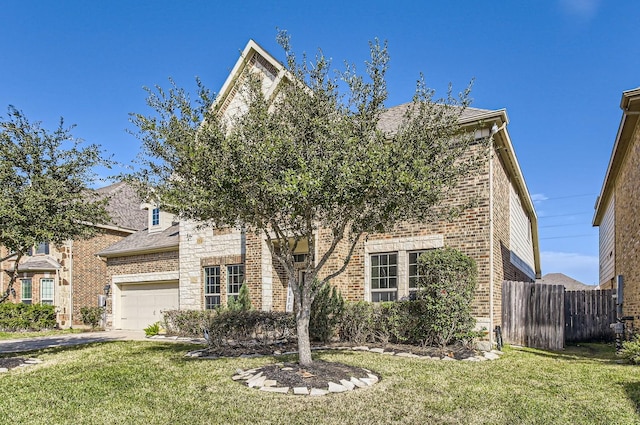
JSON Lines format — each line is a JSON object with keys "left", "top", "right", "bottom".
{"left": 593, "top": 87, "right": 640, "bottom": 226}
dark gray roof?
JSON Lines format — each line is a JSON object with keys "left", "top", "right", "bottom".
{"left": 97, "top": 224, "right": 179, "bottom": 257}
{"left": 538, "top": 273, "right": 596, "bottom": 291}
{"left": 10, "top": 255, "right": 61, "bottom": 272}
{"left": 377, "top": 104, "right": 495, "bottom": 135}
{"left": 95, "top": 182, "right": 147, "bottom": 231}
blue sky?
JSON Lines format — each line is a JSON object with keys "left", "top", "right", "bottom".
{"left": 1, "top": 1, "right": 638, "bottom": 284}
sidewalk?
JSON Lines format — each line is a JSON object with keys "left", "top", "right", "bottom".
{"left": 0, "top": 330, "right": 147, "bottom": 354}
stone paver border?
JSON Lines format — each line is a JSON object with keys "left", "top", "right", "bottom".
{"left": 185, "top": 344, "right": 504, "bottom": 396}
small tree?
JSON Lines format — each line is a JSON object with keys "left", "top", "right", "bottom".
{"left": 416, "top": 247, "right": 478, "bottom": 346}
{"left": 129, "top": 32, "right": 486, "bottom": 365}
{"left": 227, "top": 282, "right": 252, "bottom": 311}
{"left": 0, "top": 106, "right": 111, "bottom": 303}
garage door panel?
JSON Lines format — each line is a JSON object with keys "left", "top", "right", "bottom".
{"left": 119, "top": 282, "right": 178, "bottom": 330}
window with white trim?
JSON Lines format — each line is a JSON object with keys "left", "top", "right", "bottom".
{"left": 152, "top": 208, "right": 160, "bottom": 226}
{"left": 370, "top": 253, "right": 397, "bottom": 302}
{"left": 408, "top": 251, "right": 428, "bottom": 292}
{"left": 21, "top": 279, "right": 32, "bottom": 305}
{"left": 40, "top": 278, "right": 54, "bottom": 305}
{"left": 227, "top": 264, "right": 244, "bottom": 301}
{"left": 204, "top": 266, "right": 221, "bottom": 309}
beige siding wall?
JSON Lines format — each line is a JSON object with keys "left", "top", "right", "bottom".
{"left": 509, "top": 184, "right": 536, "bottom": 278}
{"left": 599, "top": 194, "right": 616, "bottom": 287}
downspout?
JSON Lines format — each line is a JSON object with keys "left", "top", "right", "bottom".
{"left": 68, "top": 240, "right": 73, "bottom": 329}
{"left": 488, "top": 122, "right": 506, "bottom": 346}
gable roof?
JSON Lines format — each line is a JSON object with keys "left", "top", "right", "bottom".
{"left": 96, "top": 223, "right": 179, "bottom": 258}
{"left": 9, "top": 255, "right": 61, "bottom": 272}
{"left": 216, "top": 39, "right": 540, "bottom": 278}
{"left": 94, "top": 182, "right": 147, "bottom": 232}
{"left": 593, "top": 87, "right": 640, "bottom": 225}
{"left": 539, "top": 273, "right": 595, "bottom": 291}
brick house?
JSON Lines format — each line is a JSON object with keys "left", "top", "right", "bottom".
{"left": 100, "top": 40, "right": 540, "bottom": 336}
{"left": 593, "top": 87, "right": 640, "bottom": 318}
{"left": 0, "top": 182, "right": 145, "bottom": 327}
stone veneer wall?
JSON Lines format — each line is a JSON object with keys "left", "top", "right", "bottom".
{"left": 179, "top": 221, "right": 245, "bottom": 310}
{"left": 616, "top": 121, "right": 640, "bottom": 318}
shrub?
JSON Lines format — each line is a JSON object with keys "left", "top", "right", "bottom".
{"left": 415, "top": 247, "right": 478, "bottom": 346}
{"left": 620, "top": 335, "right": 640, "bottom": 364}
{"left": 339, "top": 301, "right": 377, "bottom": 344}
{"left": 203, "top": 310, "right": 295, "bottom": 348}
{"left": 80, "top": 306, "right": 104, "bottom": 329}
{"left": 309, "top": 283, "right": 344, "bottom": 342}
{"left": 144, "top": 321, "right": 161, "bottom": 337}
{"left": 227, "top": 282, "right": 253, "bottom": 311}
{"left": 0, "top": 303, "right": 57, "bottom": 331}
{"left": 162, "top": 310, "right": 213, "bottom": 338}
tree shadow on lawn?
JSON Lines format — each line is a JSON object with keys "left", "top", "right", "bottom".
{"left": 511, "top": 342, "right": 620, "bottom": 364}
{"left": 623, "top": 381, "right": 640, "bottom": 414}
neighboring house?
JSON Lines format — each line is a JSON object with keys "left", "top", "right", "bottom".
{"left": 0, "top": 182, "right": 145, "bottom": 327}
{"left": 101, "top": 40, "right": 541, "bottom": 337}
{"left": 593, "top": 87, "right": 640, "bottom": 318}
{"left": 538, "top": 273, "right": 595, "bottom": 291}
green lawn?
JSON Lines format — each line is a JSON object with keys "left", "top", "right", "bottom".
{"left": 0, "top": 341, "right": 638, "bottom": 424}
{"left": 0, "top": 328, "right": 85, "bottom": 340}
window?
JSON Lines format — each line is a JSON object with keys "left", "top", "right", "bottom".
{"left": 408, "top": 251, "right": 428, "bottom": 291}
{"left": 36, "top": 242, "right": 49, "bottom": 255}
{"left": 21, "top": 279, "right": 32, "bottom": 305}
{"left": 370, "top": 253, "right": 397, "bottom": 302}
{"left": 40, "top": 278, "right": 54, "bottom": 305}
{"left": 204, "top": 266, "right": 221, "bottom": 309}
{"left": 227, "top": 264, "right": 244, "bottom": 300}
{"left": 152, "top": 208, "right": 160, "bottom": 226}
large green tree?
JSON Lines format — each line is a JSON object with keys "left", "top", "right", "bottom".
{"left": 0, "top": 106, "right": 111, "bottom": 303}
{"left": 130, "top": 33, "right": 486, "bottom": 365}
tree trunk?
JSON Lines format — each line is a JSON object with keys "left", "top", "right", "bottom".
{"left": 295, "top": 278, "right": 314, "bottom": 366}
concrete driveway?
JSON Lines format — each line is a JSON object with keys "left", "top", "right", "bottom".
{"left": 0, "top": 330, "right": 147, "bottom": 354}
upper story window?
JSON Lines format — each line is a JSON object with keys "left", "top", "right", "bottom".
{"left": 370, "top": 253, "right": 397, "bottom": 302}
{"left": 152, "top": 208, "right": 160, "bottom": 226}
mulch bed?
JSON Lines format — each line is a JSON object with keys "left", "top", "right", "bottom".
{"left": 254, "top": 360, "right": 373, "bottom": 389}
{"left": 205, "top": 340, "right": 477, "bottom": 360}
{"left": 0, "top": 357, "right": 27, "bottom": 370}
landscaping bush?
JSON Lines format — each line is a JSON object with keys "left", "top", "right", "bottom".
{"left": 619, "top": 335, "right": 640, "bottom": 364}
{"left": 339, "top": 301, "right": 377, "bottom": 344}
{"left": 309, "top": 283, "right": 344, "bottom": 343}
{"left": 0, "top": 302, "right": 57, "bottom": 331}
{"left": 80, "top": 306, "right": 104, "bottom": 329}
{"left": 203, "top": 310, "right": 295, "bottom": 348}
{"left": 144, "top": 321, "right": 161, "bottom": 337}
{"left": 415, "top": 247, "right": 478, "bottom": 346}
{"left": 227, "top": 282, "right": 253, "bottom": 311}
{"left": 163, "top": 309, "right": 213, "bottom": 338}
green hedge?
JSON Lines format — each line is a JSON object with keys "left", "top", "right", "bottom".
{"left": 0, "top": 303, "right": 57, "bottom": 331}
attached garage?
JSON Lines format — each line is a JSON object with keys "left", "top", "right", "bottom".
{"left": 118, "top": 282, "right": 179, "bottom": 330}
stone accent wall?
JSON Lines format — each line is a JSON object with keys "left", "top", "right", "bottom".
{"left": 0, "top": 230, "right": 132, "bottom": 327}
{"left": 616, "top": 121, "right": 640, "bottom": 318}
{"left": 179, "top": 221, "right": 245, "bottom": 310}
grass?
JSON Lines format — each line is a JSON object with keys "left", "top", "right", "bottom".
{"left": 0, "top": 341, "right": 639, "bottom": 424}
{"left": 0, "top": 328, "right": 86, "bottom": 340}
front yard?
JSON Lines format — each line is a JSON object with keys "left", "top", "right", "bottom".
{"left": 0, "top": 341, "right": 638, "bottom": 424}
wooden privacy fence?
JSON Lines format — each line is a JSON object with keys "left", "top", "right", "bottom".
{"left": 565, "top": 289, "right": 615, "bottom": 343}
{"left": 502, "top": 281, "right": 565, "bottom": 350}
{"left": 502, "top": 281, "right": 616, "bottom": 350}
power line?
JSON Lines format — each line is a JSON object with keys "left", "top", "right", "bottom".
{"left": 540, "top": 234, "right": 595, "bottom": 240}
{"left": 534, "top": 193, "right": 598, "bottom": 201}
{"left": 539, "top": 223, "right": 587, "bottom": 229}
{"left": 538, "top": 211, "right": 592, "bottom": 219}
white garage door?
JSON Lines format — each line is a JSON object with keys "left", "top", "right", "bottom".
{"left": 119, "top": 282, "right": 179, "bottom": 330}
